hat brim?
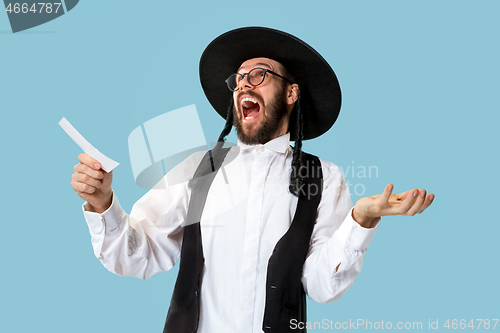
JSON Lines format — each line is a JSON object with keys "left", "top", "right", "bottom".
{"left": 199, "top": 26, "right": 341, "bottom": 141}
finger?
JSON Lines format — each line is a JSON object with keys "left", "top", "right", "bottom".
{"left": 379, "top": 184, "right": 394, "bottom": 205}
{"left": 394, "top": 188, "right": 419, "bottom": 215}
{"left": 406, "top": 189, "right": 426, "bottom": 216}
{"left": 71, "top": 180, "right": 97, "bottom": 194}
{"left": 72, "top": 172, "right": 102, "bottom": 189}
{"left": 76, "top": 191, "right": 94, "bottom": 203}
{"left": 78, "top": 153, "right": 101, "bottom": 170}
{"left": 391, "top": 189, "right": 411, "bottom": 202}
{"left": 416, "top": 193, "right": 435, "bottom": 214}
{"left": 387, "top": 189, "right": 411, "bottom": 204}
{"left": 74, "top": 162, "right": 104, "bottom": 180}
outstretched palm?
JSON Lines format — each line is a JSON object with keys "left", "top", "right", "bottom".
{"left": 354, "top": 184, "right": 434, "bottom": 227}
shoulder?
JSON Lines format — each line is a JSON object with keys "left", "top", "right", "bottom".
{"left": 295, "top": 150, "right": 345, "bottom": 183}
{"left": 320, "top": 156, "right": 344, "bottom": 177}
{"left": 301, "top": 152, "right": 343, "bottom": 181}
{"left": 164, "top": 150, "right": 208, "bottom": 187}
{"left": 310, "top": 154, "right": 346, "bottom": 193}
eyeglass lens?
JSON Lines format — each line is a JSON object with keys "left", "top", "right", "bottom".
{"left": 227, "top": 68, "right": 266, "bottom": 91}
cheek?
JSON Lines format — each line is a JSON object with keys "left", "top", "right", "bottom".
{"left": 233, "top": 94, "right": 239, "bottom": 109}
{"left": 263, "top": 88, "right": 281, "bottom": 105}
{"left": 232, "top": 102, "right": 240, "bottom": 120}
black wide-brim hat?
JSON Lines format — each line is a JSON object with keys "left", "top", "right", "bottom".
{"left": 199, "top": 26, "right": 342, "bottom": 141}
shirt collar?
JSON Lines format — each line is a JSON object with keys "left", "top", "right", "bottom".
{"left": 237, "top": 132, "right": 291, "bottom": 154}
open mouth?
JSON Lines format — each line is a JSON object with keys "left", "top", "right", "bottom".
{"left": 241, "top": 96, "right": 261, "bottom": 121}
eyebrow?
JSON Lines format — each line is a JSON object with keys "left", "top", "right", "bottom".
{"left": 237, "top": 62, "right": 273, "bottom": 73}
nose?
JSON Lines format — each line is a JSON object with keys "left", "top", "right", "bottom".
{"left": 237, "top": 73, "right": 254, "bottom": 91}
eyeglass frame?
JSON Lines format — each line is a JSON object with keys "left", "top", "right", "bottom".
{"left": 225, "top": 67, "right": 294, "bottom": 92}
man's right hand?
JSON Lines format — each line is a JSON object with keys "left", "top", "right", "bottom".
{"left": 71, "top": 153, "right": 113, "bottom": 214}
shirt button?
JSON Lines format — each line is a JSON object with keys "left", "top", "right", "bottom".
{"left": 260, "top": 146, "right": 265, "bottom": 152}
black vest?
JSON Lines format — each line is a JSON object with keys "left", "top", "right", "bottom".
{"left": 163, "top": 147, "right": 323, "bottom": 333}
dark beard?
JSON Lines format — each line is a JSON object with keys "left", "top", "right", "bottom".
{"left": 233, "top": 89, "right": 289, "bottom": 145}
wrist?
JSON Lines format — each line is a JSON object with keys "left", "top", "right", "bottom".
{"left": 352, "top": 206, "right": 378, "bottom": 228}
{"left": 92, "top": 190, "right": 113, "bottom": 214}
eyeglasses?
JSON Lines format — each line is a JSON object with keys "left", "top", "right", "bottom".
{"left": 225, "top": 67, "right": 294, "bottom": 92}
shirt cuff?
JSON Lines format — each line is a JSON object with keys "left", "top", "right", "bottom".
{"left": 82, "top": 191, "right": 125, "bottom": 234}
{"left": 346, "top": 207, "right": 380, "bottom": 251}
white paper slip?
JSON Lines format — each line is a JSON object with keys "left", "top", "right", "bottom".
{"left": 59, "top": 117, "right": 120, "bottom": 173}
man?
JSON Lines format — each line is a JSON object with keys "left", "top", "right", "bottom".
{"left": 71, "top": 27, "right": 434, "bottom": 332}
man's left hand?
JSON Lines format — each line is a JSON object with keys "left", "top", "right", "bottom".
{"left": 352, "top": 184, "right": 435, "bottom": 228}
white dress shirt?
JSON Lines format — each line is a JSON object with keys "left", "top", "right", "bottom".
{"left": 83, "top": 133, "right": 379, "bottom": 333}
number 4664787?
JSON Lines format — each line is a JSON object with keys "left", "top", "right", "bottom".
{"left": 6, "top": 3, "right": 62, "bottom": 14}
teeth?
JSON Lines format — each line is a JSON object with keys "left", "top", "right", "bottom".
{"left": 241, "top": 97, "right": 258, "bottom": 108}
{"left": 244, "top": 113, "right": 258, "bottom": 120}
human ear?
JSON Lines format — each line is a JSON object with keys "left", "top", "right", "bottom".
{"left": 287, "top": 84, "right": 299, "bottom": 105}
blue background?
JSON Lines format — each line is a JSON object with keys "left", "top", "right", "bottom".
{"left": 1, "top": 0, "right": 499, "bottom": 332}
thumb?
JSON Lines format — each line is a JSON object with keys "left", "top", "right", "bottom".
{"left": 379, "top": 183, "right": 393, "bottom": 204}
{"left": 101, "top": 170, "right": 113, "bottom": 191}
